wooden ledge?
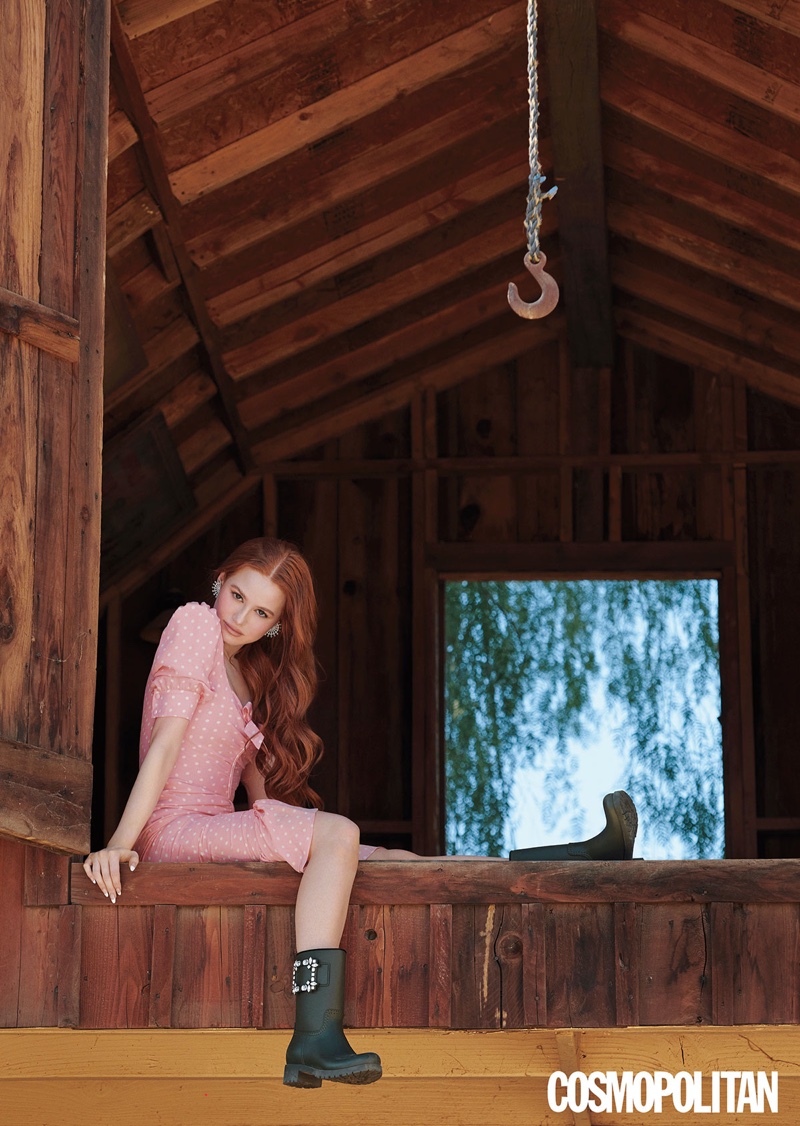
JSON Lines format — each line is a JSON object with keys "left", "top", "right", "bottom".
{"left": 69, "top": 857, "right": 800, "bottom": 906}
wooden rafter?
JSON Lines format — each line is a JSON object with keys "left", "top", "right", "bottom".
{"left": 615, "top": 303, "right": 800, "bottom": 409}
{"left": 169, "top": 5, "right": 524, "bottom": 203}
{"left": 599, "top": 0, "right": 800, "bottom": 126}
{"left": 251, "top": 314, "right": 563, "bottom": 463}
{"left": 224, "top": 212, "right": 533, "bottom": 380}
{"left": 108, "top": 6, "right": 255, "bottom": 472}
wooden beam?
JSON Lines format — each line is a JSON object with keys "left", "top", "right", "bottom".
{"left": 99, "top": 473, "right": 262, "bottom": 605}
{"left": 208, "top": 154, "right": 526, "bottom": 327}
{"left": 251, "top": 316, "right": 563, "bottom": 464}
{"left": 147, "top": 0, "right": 511, "bottom": 131}
{"left": 611, "top": 253, "right": 800, "bottom": 365}
{"left": 107, "top": 108, "right": 138, "bottom": 161}
{"left": 105, "top": 189, "right": 162, "bottom": 256}
{"left": 614, "top": 303, "right": 800, "bottom": 410}
{"left": 431, "top": 540, "right": 734, "bottom": 576}
{"left": 604, "top": 133, "right": 800, "bottom": 256}
{"left": 170, "top": 5, "right": 524, "bottom": 203}
{"left": 263, "top": 449, "right": 800, "bottom": 476}
{"left": 240, "top": 276, "right": 517, "bottom": 430}
{"left": 69, "top": 857, "right": 800, "bottom": 906}
{"left": 540, "top": 0, "right": 614, "bottom": 368}
{"left": 155, "top": 369, "right": 218, "bottom": 430}
{"left": 600, "top": 67, "right": 800, "bottom": 202}
{"left": 600, "top": 0, "right": 800, "bottom": 126}
{"left": 178, "top": 416, "right": 232, "bottom": 477}
{"left": 631, "top": 0, "right": 798, "bottom": 81}
{"left": 103, "top": 315, "right": 200, "bottom": 430}
{"left": 224, "top": 213, "right": 529, "bottom": 380}
{"left": 3, "top": 1028, "right": 800, "bottom": 1126}
{"left": 607, "top": 198, "right": 800, "bottom": 313}
{"left": 0, "top": 739, "right": 92, "bottom": 854}
{"left": 109, "top": 7, "right": 255, "bottom": 473}
{"left": 189, "top": 97, "right": 530, "bottom": 274}
{"left": 0, "top": 285, "right": 79, "bottom": 362}
{"left": 715, "top": 0, "right": 800, "bottom": 35}
{"left": 117, "top": 0, "right": 219, "bottom": 39}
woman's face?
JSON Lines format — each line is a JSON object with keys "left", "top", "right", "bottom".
{"left": 214, "top": 566, "right": 286, "bottom": 652}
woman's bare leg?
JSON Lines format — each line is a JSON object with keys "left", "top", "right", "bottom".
{"left": 295, "top": 811, "right": 360, "bottom": 949}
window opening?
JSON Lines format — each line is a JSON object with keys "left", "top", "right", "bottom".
{"left": 444, "top": 579, "right": 723, "bottom": 860}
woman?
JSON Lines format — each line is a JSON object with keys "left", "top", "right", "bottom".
{"left": 84, "top": 537, "right": 637, "bottom": 1089}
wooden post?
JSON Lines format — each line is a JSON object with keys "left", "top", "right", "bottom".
{"left": 0, "top": 0, "right": 109, "bottom": 854}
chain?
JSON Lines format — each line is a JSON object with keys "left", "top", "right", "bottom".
{"left": 524, "top": 0, "right": 556, "bottom": 263}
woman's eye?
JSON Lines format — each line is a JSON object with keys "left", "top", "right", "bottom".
{"left": 233, "top": 592, "right": 243, "bottom": 601}
{"left": 257, "top": 609, "right": 267, "bottom": 618}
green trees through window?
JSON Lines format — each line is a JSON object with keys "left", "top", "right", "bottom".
{"left": 444, "top": 579, "right": 723, "bottom": 859}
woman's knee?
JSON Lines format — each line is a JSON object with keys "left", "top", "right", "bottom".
{"left": 310, "top": 811, "right": 360, "bottom": 856}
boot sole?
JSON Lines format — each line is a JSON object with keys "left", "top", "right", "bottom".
{"left": 283, "top": 1062, "right": 383, "bottom": 1087}
{"left": 608, "top": 790, "right": 638, "bottom": 860}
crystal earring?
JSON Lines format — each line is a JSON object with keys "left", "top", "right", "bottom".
{"left": 211, "top": 578, "right": 222, "bottom": 597}
{"left": 264, "top": 622, "right": 281, "bottom": 638}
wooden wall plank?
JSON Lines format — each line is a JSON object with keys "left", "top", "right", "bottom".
{"left": 613, "top": 901, "right": 640, "bottom": 1026}
{"left": 732, "top": 903, "right": 800, "bottom": 1024}
{"left": 240, "top": 904, "right": 266, "bottom": 1028}
{"left": 79, "top": 908, "right": 121, "bottom": 1028}
{"left": 172, "top": 907, "right": 244, "bottom": 1028}
{"left": 638, "top": 905, "right": 711, "bottom": 1025}
{"left": 149, "top": 903, "right": 176, "bottom": 1029}
{"left": 0, "top": 0, "right": 45, "bottom": 297}
{"left": 545, "top": 904, "right": 616, "bottom": 1026}
{"left": 495, "top": 903, "right": 525, "bottom": 1028}
{"left": 56, "top": 905, "right": 82, "bottom": 1028}
{"left": 23, "top": 846, "right": 70, "bottom": 906}
{"left": 264, "top": 905, "right": 294, "bottom": 1030}
{"left": 0, "top": 841, "right": 25, "bottom": 1026}
{"left": 29, "top": 0, "right": 85, "bottom": 766}
{"left": 385, "top": 905, "right": 428, "bottom": 1027}
{"left": 16, "top": 907, "right": 60, "bottom": 1027}
{"left": 427, "top": 904, "right": 453, "bottom": 1028}
{"left": 521, "top": 901, "right": 548, "bottom": 1027}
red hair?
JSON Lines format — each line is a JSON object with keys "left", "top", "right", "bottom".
{"left": 212, "top": 538, "right": 323, "bottom": 809}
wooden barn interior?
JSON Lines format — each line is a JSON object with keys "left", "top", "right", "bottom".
{"left": 2, "top": 0, "right": 800, "bottom": 1121}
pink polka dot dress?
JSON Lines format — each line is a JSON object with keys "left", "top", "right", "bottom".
{"left": 134, "top": 602, "right": 378, "bottom": 872}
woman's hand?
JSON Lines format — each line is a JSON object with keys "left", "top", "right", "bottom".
{"left": 83, "top": 848, "right": 139, "bottom": 903}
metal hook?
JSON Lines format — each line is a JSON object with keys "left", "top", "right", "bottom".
{"left": 507, "top": 252, "right": 559, "bottom": 320}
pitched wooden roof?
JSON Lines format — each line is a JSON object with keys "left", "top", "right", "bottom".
{"left": 104, "top": 0, "right": 800, "bottom": 525}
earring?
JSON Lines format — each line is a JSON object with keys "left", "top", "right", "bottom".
{"left": 264, "top": 622, "right": 281, "bottom": 638}
{"left": 211, "top": 578, "right": 221, "bottom": 597}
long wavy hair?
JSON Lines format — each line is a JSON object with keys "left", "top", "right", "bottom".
{"left": 212, "top": 538, "right": 323, "bottom": 809}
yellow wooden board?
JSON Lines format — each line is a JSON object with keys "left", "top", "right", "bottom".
{"left": 2, "top": 1028, "right": 800, "bottom": 1125}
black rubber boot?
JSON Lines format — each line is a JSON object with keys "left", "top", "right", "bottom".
{"left": 283, "top": 947, "right": 382, "bottom": 1088}
{"left": 508, "top": 790, "right": 638, "bottom": 861}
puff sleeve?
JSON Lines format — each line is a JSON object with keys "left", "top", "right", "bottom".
{"left": 147, "top": 602, "right": 222, "bottom": 721}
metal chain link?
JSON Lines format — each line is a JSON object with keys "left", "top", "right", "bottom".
{"left": 524, "top": 0, "right": 557, "bottom": 262}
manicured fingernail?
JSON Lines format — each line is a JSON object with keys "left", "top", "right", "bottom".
{"left": 102, "top": 890, "right": 108, "bottom": 897}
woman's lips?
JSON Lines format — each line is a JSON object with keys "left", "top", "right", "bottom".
{"left": 223, "top": 620, "right": 242, "bottom": 636}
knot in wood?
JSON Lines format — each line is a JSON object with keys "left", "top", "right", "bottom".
{"left": 498, "top": 933, "right": 523, "bottom": 958}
